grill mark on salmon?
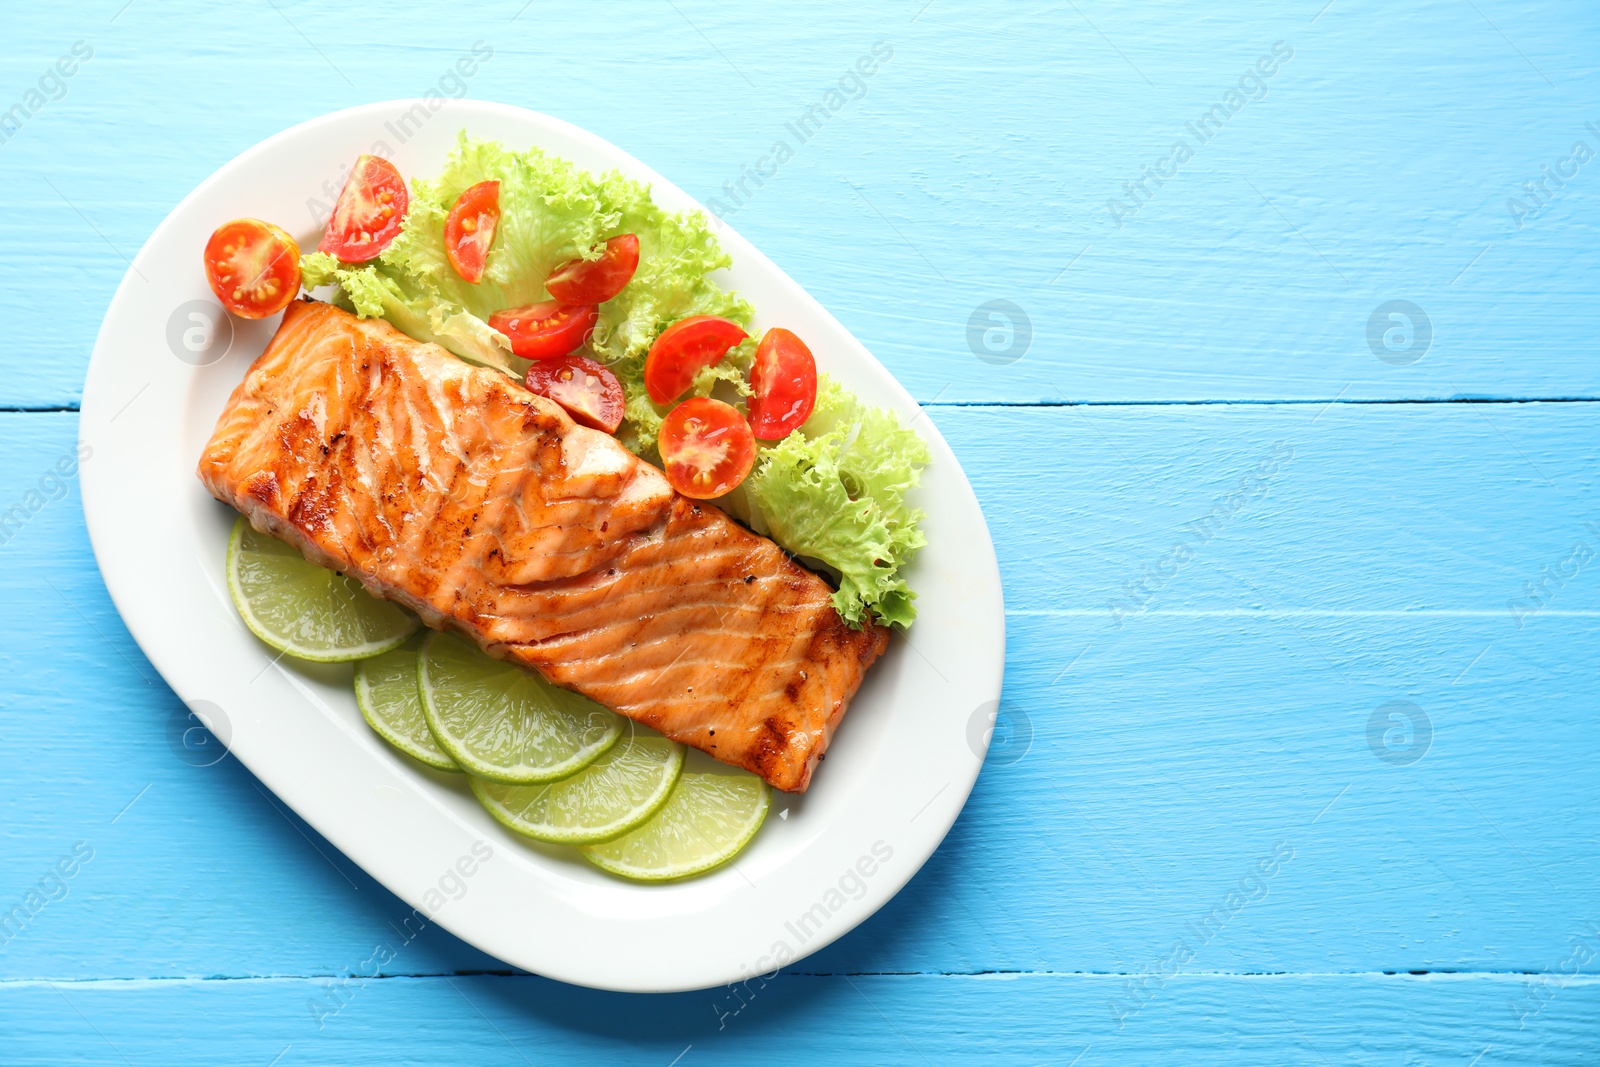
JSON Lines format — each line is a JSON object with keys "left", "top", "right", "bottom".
{"left": 198, "top": 300, "right": 888, "bottom": 791}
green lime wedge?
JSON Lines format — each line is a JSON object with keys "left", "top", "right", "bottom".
{"left": 470, "top": 733, "right": 684, "bottom": 844}
{"left": 580, "top": 772, "right": 770, "bottom": 881}
{"left": 354, "top": 643, "right": 459, "bottom": 772}
{"left": 226, "top": 516, "right": 418, "bottom": 663}
{"left": 418, "top": 631, "right": 622, "bottom": 784}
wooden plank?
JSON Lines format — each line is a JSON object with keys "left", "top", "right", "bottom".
{"left": 6, "top": 0, "right": 1599, "bottom": 1058}
{"left": 3, "top": 3, "right": 1600, "bottom": 406}
{"left": 935, "top": 400, "right": 1600, "bottom": 615}
{"left": 2, "top": 408, "right": 1595, "bottom": 982}
{"left": 2, "top": 972, "right": 1597, "bottom": 1065}
{"left": 5, "top": 605, "right": 1594, "bottom": 979}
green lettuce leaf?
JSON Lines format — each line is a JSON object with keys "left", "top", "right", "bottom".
{"left": 302, "top": 133, "right": 927, "bottom": 628}
{"left": 745, "top": 376, "right": 930, "bottom": 627}
{"left": 301, "top": 131, "right": 751, "bottom": 454}
{"left": 299, "top": 250, "right": 342, "bottom": 290}
{"left": 317, "top": 263, "right": 524, "bottom": 379}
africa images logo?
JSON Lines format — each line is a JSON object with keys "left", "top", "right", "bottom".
{"left": 712, "top": 840, "right": 895, "bottom": 1029}
{"left": 1105, "top": 41, "right": 1294, "bottom": 229}
{"left": 0, "top": 41, "right": 93, "bottom": 146}
{"left": 706, "top": 41, "right": 894, "bottom": 222}
{"left": 0, "top": 842, "right": 94, "bottom": 949}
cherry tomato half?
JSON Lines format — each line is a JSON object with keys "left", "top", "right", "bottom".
{"left": 544, "top": 234, "right": 640, "bottom": 305}
{"left": 203, "top": 219, "right": 301, "bottom": 320}
{"left": 525, "top": 355, "right": 625, "bottom": 434}
{"left": 488, "top": 300, "right": 599, "bottom": 360}
{"left": 444, "top": 180, "right": 500, "bottom": 284}
{"left": 747, "top": 328, "right": 818, "bottom": 440}
{"left": 318, "top": 155, "right": 408, "bottom": 262}
{"left": 643, "top": 315, "right": 749, "bottom": 405}
{"left": 658, "top": 397, "right": 757, "bottom": 500}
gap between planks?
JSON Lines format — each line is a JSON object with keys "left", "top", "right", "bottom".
{"left": 5, "top": 970, "right": 1600, "bottom": 988}
{"left": 1009, "top": 608, "right": 1600, "bottom": 617}
{"left": 6, "top": 397, "right": 1600, "bottom": 416}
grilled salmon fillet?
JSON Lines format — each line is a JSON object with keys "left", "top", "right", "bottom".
{"left": 197, "top": 299, "right": 888, "bottom": 792}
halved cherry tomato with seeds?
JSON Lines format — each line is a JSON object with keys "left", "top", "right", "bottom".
{"left": 525, "top": 354, "right": 625, "bottom": 433}
{"left": 319, "top": 155, "right": 408, "bottom": 262}
{"left": 444, "top": 180, "right": 500, "bottom": 283}
{"left": 658, "top": 397, "right": 757, "bottom": 500}
{"left": 747, "top": 328, "right": 818, "bottom": 440}
{"left": 488, "top": 300, "right": 599, "bottom": 360}
{"left": 643, "top": 315, "right": 749, "bottom": 405}
{"left": 545, "top": 234, "right": 640, "bottom": 305}
{"left": 203, "top": 219, "right": 301, "bottom": 320}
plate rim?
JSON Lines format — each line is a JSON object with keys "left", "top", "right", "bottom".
{"left": 78, "top": 99, "right": 1006, "bottom": 993}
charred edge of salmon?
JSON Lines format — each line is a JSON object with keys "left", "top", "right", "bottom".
{"left": 763, "top": 616, "right": 891, "bottom": 792}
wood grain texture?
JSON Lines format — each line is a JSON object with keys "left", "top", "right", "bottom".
{"left": 939, "top": 401, "right": 1600, "bottom": 614}
{"left": 3, "top": 0, "right": 1598, "bottom": 1060}
{"left": 2, "top": 973, "right": 1598, "bottom": 1066}
{"left": 2, "top": 2, "right": 1599, "bottom": 406}
{"left": 2, "top": 409, "right": 1595, "bottom": 980}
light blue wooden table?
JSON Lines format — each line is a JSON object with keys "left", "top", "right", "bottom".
{"left": 4, "top": 1, "right": 1598, "bottom": 1062}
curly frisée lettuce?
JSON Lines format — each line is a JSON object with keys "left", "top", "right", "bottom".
{"left": 302, "top": 132, "right": 751, "bottom": 451}
{"left": 742, "top": 377, "right": 929, "bottom": 628}
{"left": 302, "top": 251, "right": 524, "bottom": 378}
{"left": 303, "top": 132, "right": 928, "bottom": 627}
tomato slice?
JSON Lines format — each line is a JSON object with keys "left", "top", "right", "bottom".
{"left": 318, "top": 155, "right": 408, "bottom": 262}
{"left": 658, "top": 398, "right": 757, "bottom": 500}
{"left": 747, "top": 328, "right": 819, "bottom": 440}
{"left": 545, "top": 234, "right": 640, "bottom": 305}
{"left": 525, "top": 355, "right": 625, "bottom": 433}
{"left": 488, "top": 300, "right": 599, "bottom": 360}
{"left": 643, "top": 316, "right": 749, "bottom": 405}
{"left": 203, "top": 219, "right": 301, "bottom": 320}
{"left": 444, "top": 180, "right": 500, "bottom": 283}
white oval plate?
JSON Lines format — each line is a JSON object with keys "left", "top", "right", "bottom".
{"left": 79, "top": 100, "right": 1004, "bottom": 993}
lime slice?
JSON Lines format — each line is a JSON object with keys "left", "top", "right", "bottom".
{"left": 226, "top": 516, "right": 418, "bottom": 662}
{"left": 580, "top": 772, "right": 770, "bottom": 881}
{"left": 470, "top": 733, "right": 684, "bottom": 844}
{"left": 354, "top": 643, "right": 458, "bottom": 772}
{"left": 418, "top": 631, "right": 622, "bottom": 784}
